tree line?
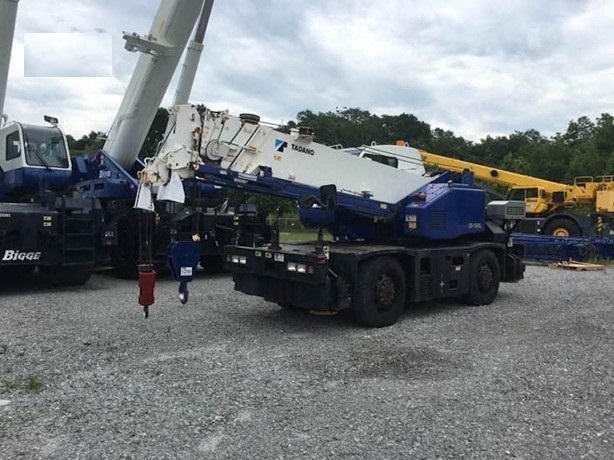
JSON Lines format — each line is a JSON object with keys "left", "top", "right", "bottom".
{"left": 289, "top": 108, "right": 614, "bottom": 184}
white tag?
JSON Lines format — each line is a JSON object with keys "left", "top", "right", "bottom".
{"left": 134, "top": 185, "right": 154, "bottom": 211}
{"left": 180, "top": 267, "right": 193, "bottom": 277}
{"left": 158, "top": 171, "right": 185, "bottom": 203}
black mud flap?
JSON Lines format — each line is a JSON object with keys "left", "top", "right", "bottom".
{"left": 502, "top": 252, "right": 524, "bottom": 282}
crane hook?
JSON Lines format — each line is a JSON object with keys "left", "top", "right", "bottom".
{"left": 178, "top": 281, "right": 189, "bottom": 304}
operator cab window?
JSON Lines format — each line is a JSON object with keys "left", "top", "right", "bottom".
{"left": 525, "top": 188, "right": 538, "bottom": 199}
{"left": 362, "top": 153, "right": 399, "bottom": 168}
{"left": 22, "top": 124, "right": 69, "bottom": 168}
{"left": 509, "top": 189, "right": 525, "bottom": 201}
{"left": 6, "top": 131, "right": 22, "bottom": 161}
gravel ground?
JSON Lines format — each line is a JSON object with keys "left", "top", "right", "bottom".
{"left": 1, "top": 265, "right": 613, "bottom": 459}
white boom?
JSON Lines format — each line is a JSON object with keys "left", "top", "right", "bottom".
{"left": 0, "top": 0, "right": 19, "bottom": 123}
{"left": 137, "top": 105, "right": 431, "bottom": 208}
{"left": 162, "top": 0, "right": 215, "bottom": 142}
{"left": 173, "top": 0, "right": 214, "bottom": 106}
{"left": 103, "top": 0, "right": 205, "bottom": 169}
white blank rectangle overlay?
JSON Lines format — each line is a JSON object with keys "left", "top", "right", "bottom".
{"left": 24, "top": 33, "right": 112, "bottom": 78}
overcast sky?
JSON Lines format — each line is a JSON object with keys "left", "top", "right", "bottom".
{"left": 4, "top": 0, "right": 614, "bottom": 142}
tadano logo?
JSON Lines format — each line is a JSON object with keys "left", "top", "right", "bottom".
{"left": 275, "top": 139, "right": 288, "bottom": 153}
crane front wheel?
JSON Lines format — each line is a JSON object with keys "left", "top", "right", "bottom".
{"left": 352, "top": 256, "right": 406, "bottom": 328}
{"left": 39, "top": 265, "right": 92, "bottom": 286}
{"left": 462, "top": 250, "right": 500, "bottom": 306}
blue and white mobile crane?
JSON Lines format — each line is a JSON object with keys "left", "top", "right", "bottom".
{"left": 77, "top": 0, "right": 269, "bottom": 278}
{"left": 136, "top": 106, "right": 526, "bottom": 327}
{"left": 0, "top": 0, "right": 110, "bottom": 284}
{"left": 0, "top": 0, "right": 268, "bottom": 282}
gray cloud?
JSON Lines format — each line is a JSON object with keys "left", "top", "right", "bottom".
{"left": 24, "top": 33, "right": 112, "bottom": 77}
{"left": 4, "top": 0, "right": 614, "bottom": 141}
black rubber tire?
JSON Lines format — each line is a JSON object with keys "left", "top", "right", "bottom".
{"left": 462, "top": 250, "right": 500, "bottom": 306}
{"left": 543, "top": 217, "right": 581, "bottom": 237}
{"left": 39, "top": 265, "right": 92, "bottom": 287}
{"left": 277, "top": 302, "right": 295, "bottom": 310}
{"left": 111, "top": 215, "right": 139, "bottom": 279}
{"left": 351, "top": 256, "right": 406, "bottom": 328}
{"left": 0, "top": 265, "right": 36, "bottom": 280}
{"left": 200, "top": 255, "right": 225, "bottom": 274}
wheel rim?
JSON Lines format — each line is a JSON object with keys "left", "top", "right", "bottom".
{"left": 477, "top": 263, "right": 494, "bottom": 292}
{"left": 374, "top": 274, "right": 396, "bottom": 312}
{"left": 552, "top": 227, "right": 570, "bottom": 237}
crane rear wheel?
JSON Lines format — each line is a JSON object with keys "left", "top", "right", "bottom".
{"left": 543, "top": 217, "right": 581, "bottom": 237}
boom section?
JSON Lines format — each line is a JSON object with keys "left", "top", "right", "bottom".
{"left": 419, "top": 150, "right": 566, "bottom": 190}
{"left": 139, "top": 106, "right": 434, "bottom": 219}
{"left": 0, "top": 0, "right": 19, "bottom": 119}
{"left": 103, "top": 0, "right": 205, "bottom": 169}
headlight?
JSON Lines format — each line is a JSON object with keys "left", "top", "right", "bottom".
{"left": 287, "top": 262, "right": 309, "bottom": 273}
{"left": 231, "top": 255, "right": 240, "bottom": 264}
{"left": 239, "top": 256, "right": 247, "bottom": 265}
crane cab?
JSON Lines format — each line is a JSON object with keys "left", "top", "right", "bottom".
{"left": 506, "top": 186, "right": 565, "bottom": 216}
{"left": 0, "top": 120, "right": 73, "bottom": 198}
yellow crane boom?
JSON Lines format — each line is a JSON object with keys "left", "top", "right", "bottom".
{"left": 419, "top": 149, "right": 614, "bottom": 213}
{"left": 418, "top": 150, "right": 566, "bottom": 190}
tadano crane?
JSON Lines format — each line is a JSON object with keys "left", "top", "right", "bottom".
{"left": 135, "top": 105, "right": 525, "bottom": 327}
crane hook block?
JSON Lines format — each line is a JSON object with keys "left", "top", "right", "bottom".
{"left": 167, "top": 241, "right": 200, "bottom": 305}
{"left": 138, "top": 264, "right": 156, "bottom": 313}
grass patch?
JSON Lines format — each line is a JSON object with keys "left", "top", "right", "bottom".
{"left": 279, "top": 229, "right": 332, "bottom": 242}
{"left": 148, "top": 367, "right": 163, "bottom": 377}
{"left": 25, "top": 375, "right": 43, "bottom": 393}
{"left": 58, "top": 402, "right": 70, "bottom": 413}
{"left": 2, "top": 379, "right": 17, "bottom": 393}
{"left": 105, "top": 342, "right": 119, "bottom": 353}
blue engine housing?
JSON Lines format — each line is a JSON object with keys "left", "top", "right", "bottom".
{"left": 298, "top": 171, "right": 488, "bottom": 242}
{"left": 403, "top": 182, "right": 487, "bottom": 240}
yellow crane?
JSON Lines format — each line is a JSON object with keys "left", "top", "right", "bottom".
{"left": 417, "top": 148, "right": 614, "bottom": 237}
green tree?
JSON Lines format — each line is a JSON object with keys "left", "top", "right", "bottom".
{"left": 562, "top": 116, "right": 595, "bottom": 145}
{"left": 66, "top": 131, "right": 105, "bottom": 156}
{"left": 139, "top": 107, "right": 169, "bottom": 159}
{"left": 429, "top": 128, "right": 472, "bottom": 159}
{"left": 228, "top": 190, "right": 295, "bottom": 218}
